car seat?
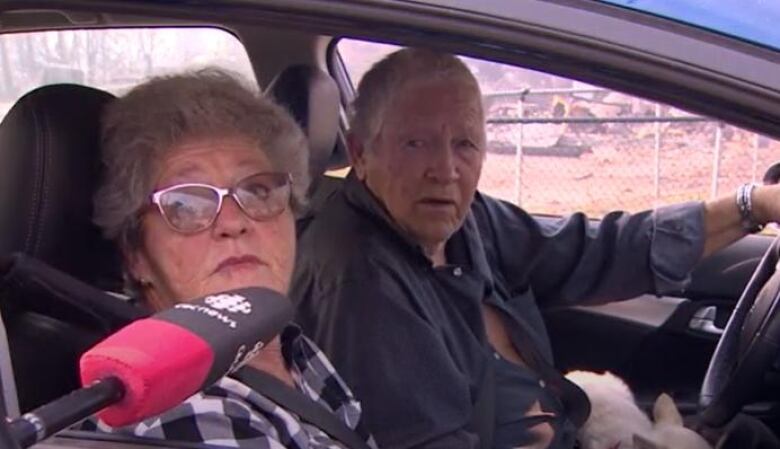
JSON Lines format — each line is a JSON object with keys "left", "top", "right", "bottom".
{"left": 265, "top": 64, "right": 345, "bottom": 232}
{"left": 0, "top": 85, "right": 145, "bottom": 413}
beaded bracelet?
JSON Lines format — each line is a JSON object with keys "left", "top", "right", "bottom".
{"left": 736, "top": 183, "right": 764, "bottom": 234}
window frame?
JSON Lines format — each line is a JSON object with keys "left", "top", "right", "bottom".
{"left": 328, "top": 36, "right": 780, "bottom": 220}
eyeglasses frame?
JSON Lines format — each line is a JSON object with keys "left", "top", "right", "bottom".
{"left": 149, "top": 172, "right": 293, "bottom": 234}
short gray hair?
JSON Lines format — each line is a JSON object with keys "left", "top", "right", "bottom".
{"left": 94, "top": 68, "right": 310, "bottom": 250}
{"left": 350, "top": 47, "right": 483, "bottom": 146}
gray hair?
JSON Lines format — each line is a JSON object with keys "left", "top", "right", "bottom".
{"left": 94, "top": 68, "right": 310, "bottom": 251}
{"left": 350, "top": 47, "right": 483, "bottom": 146}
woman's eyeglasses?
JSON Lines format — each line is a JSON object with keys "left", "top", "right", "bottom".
{"left": 150, "top": 172, "right": 292, "bottom": 234}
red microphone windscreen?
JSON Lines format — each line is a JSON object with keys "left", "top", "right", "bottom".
{"left": 80, "top": 318, "right": 213, "bottom": 427}
{"left": 79, "top": 287, "right": 291, "bottom": 428}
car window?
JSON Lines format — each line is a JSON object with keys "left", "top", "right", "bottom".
{"left": 595, "top": 0, "right": 780, "bottom": 52}
{"left": 336, "top": 38, "right": 780, "bottom": 219}
{"left": 0, "top": 28, "right": 256, "bottom": 122}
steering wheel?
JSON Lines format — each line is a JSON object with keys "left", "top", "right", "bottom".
{"left": 699, "top": 236, "right": 780, "bottom": 427}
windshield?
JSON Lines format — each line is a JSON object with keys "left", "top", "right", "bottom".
{"left": 596, "top": 0, "right": 780, "bottom": 51}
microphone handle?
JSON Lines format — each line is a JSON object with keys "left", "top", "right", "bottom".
{"left": 8, "top": 377, "right": 124, "bottom": 448}
{"left": 0, "top": 390, "right": 19, "bottom": 449}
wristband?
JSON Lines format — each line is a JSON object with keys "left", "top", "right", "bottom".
{"left": 736, "top": 183, "right": 764, "bottom": 234}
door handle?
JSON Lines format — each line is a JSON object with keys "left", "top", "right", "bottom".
{"left": 688, "top": 305, "right": 724, "bottom": 335}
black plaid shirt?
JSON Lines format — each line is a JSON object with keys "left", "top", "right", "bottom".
{"left": 82, "top": 325, "right": 376, "bottom": 449}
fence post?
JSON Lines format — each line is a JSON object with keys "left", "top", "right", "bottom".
{"left": 711, "top": 122, "right": 723, "bottom": 199}
{"left": 752, "top": 133, "right": 759, "bottom": 183}
{"left": 653, "top": 103, "right": 661, "bottom": 206}
{"left": 514, "top": 89, "right": 529, "bottom": 206}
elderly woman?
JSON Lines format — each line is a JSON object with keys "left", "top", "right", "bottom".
{"left": 82, "top": 69, "right": 375, "bottom": 449}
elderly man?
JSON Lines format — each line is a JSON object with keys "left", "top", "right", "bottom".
{"left": 291, "top": 48, "right": 780, "bottom": 449}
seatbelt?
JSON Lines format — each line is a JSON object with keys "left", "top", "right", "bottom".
{"left": 0, "top": 307, "right": 19, "bottom": 418}
{"left": 469, "top": 351, "right": 496, "bottom": 449}
{"left": 232, "top": 367, "right": 372, "bottom": 449}
{"left": 496, "top": 310, "right": 591, "bottom": 429}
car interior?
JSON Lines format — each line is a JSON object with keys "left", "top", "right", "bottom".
{"left": 0, "top": 1, "right": 779, "bottom": 448}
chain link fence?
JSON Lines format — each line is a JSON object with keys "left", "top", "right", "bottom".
{"left": 479, "top": 88, "right": 780, "bottom": 218}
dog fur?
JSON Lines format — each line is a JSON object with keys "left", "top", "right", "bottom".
{"left": 565, "top": 370, "right": 712, "bottom": 449}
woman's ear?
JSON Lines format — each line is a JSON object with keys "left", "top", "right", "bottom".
{"left": 124, "top": 245, "right": 152, "bottom": 287}
{"left": 124, "top": 247, "right": 171, "bottom": 312}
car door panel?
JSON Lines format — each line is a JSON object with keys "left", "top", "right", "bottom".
{"left": 543, "top": 233, "right": 773, "bottom": 411}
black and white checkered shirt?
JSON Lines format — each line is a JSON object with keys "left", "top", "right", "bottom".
{"left": 82, "top": 325, "right": 376, "bottom": 449}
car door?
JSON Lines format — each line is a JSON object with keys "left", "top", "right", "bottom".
{"left": 545, "top": 234, "right": 773, "bottom": 413}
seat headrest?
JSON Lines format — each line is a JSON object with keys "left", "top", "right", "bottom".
{"left": 266, "top": 65, "right": 340, "bottom": 181}
{"left": 0, "top": 84, "right": 121, "bottom": 289}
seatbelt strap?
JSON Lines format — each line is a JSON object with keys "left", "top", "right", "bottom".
{"left": 232, "top": 367, "right": 372, "bottom": 449}
{"left": 0, "top": 307, "right": 19, "bottom": 418}
{"left": 497, "top": 310, "right": 591, "bottom": 428}
{"left": 469, "top": 348, "right": 496, "bottom": 449}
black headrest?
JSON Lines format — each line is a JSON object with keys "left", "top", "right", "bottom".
{"left": 266, "top": 65, "right": 340, "bottom": 182}
{"left": 0, "top": 84, "right": 121, "bottom": 290}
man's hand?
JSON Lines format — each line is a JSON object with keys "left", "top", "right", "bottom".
{"left": 701, "top": 183, "right": 780, "bottom": 258}
{"left": 750, "top": 184, "right": 780, "bottom": 226}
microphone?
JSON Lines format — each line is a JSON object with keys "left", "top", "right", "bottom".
{"left": 81, "top": 286, "right": 292, "bottom": 426}
{"left": 8, "top": 287, "right": 291, "bottom": 447}
{"left": 7, "top": 378, "right": 122, "bottom": 448}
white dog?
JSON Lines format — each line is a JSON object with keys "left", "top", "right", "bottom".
{"left": 565, "top": 370, "right": 712, "bottom": 449}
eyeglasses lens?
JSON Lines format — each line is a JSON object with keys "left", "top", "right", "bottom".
{"left": 234, "top": 173, "right": 290, "bottom": 220}
{"left": 158, "top": 186, "right": 221, "bottom": 233}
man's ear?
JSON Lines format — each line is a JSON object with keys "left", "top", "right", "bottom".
{"left": 346, "top": 132, "right": 368, "bottom": 181}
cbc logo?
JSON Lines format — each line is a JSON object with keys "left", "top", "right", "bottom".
{"left": 204, "top": 294, "right": 252, "bottom": 314}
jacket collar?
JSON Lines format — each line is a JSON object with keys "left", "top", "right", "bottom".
{"left": 342, "top": 170, "right": 494, "bottom": 285}
{"left": 343, "top": 171, "right": 429, "bottom": 263}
